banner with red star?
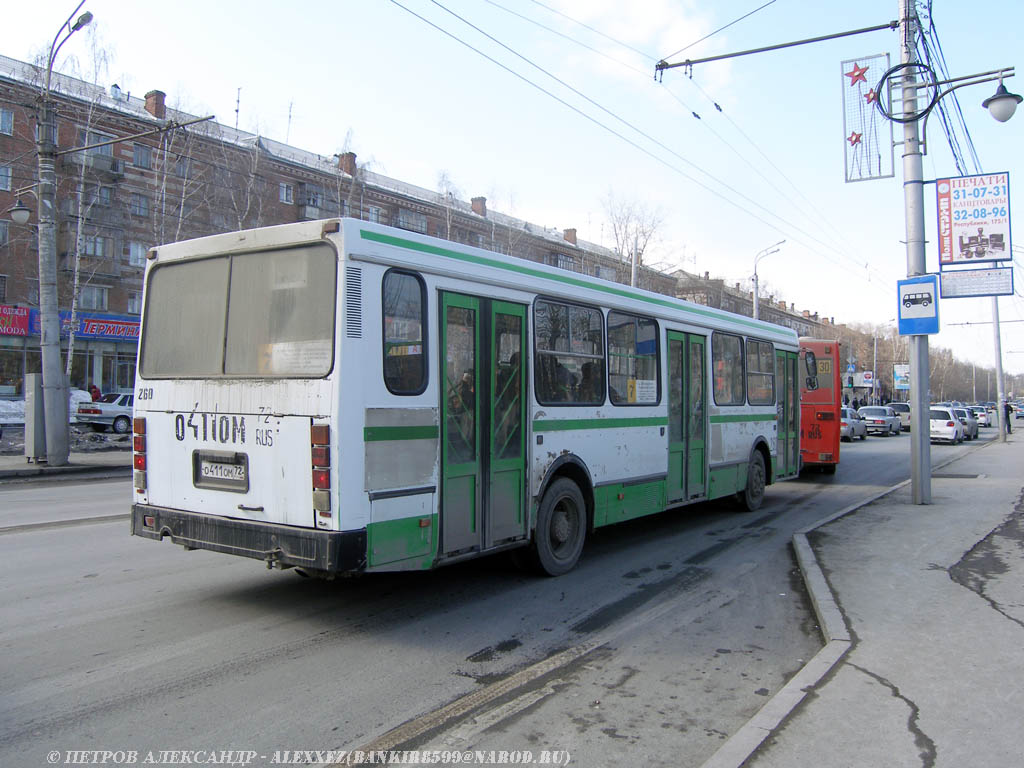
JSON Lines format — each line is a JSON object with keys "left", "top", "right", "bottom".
{"left": 842, "top": 54, "right": 893, "bottom": 183}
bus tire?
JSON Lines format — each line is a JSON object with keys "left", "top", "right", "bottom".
{"left": 736, "top": 452, "right": 766, "bottom": 512}
{"left": 533, "top": 477, "right": 586, "bottom": 576}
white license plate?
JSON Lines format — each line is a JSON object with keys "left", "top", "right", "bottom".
{"left": 200, "top": 460, "right": 246, "bottom": 481}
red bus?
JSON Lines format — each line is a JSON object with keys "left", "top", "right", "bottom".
{"left": 799, "top": 338, "right": 842, "bottom": 474}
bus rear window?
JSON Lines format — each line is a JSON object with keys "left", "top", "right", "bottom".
{"left": 140, "top": 244, "right": 336, "bottom": 378}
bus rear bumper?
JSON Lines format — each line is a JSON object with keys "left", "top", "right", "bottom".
{"left": 131, "top": 504, "right": 366, "bottom": 573}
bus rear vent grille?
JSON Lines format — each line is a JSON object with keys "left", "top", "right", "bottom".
{"left": 345, "top": 267, "right": 363, "bottom": 338}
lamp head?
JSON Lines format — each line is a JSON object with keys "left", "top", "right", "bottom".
{"left": 71, "top": 11, "right": 93, "bottom": 32}
{"left": 8, "top": 199, "right": 31, "bottom": 225}
{"left": 982, "top": 83, "right": 1022, "bottom": 123}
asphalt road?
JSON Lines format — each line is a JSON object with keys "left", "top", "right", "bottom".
{"left": 0, "top": 429, "right": 994, "bottom": 767}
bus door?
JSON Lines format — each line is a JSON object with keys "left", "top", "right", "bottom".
{"left": 440, "top": 293, "right": 527, "bottom": 557}
{"left": 668, "top": 332, "right": 707, "bottom": 503}
{"left": 776, "top": 349, "right": 800, "bottom": 478}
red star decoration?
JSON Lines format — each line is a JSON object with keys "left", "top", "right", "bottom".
{"left": 847, "top": 131, "right": 862, "bottom": 146}
{"left": 845, "top": 63, "right": 868, "bottom": 86}
{"left": 864, "top": 88, "right": 877, "bottom": 104}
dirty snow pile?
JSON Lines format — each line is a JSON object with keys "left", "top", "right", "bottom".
{"left": 0, "top": 390, "right": 92, "bottom": 424}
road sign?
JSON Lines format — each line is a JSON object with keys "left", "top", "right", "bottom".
{"left": 939, "top": 267, "right": 1013, "bottom": 298}
{"left": 897, "top": 275, "right": 940, "bottom": 335}
{"left": 936, "top": 172, "right": 1011, "bottom": 266}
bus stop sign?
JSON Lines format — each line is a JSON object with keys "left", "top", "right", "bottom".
{"left": 897, "top": 275, "right": 940, "bottom": 335}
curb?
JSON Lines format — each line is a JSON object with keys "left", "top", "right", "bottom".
{"left": 699, "top": 438, "right": 994, "bottom": 768}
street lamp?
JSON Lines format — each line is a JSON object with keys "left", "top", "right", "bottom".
{"left": 7, "top": 199, "right": 31, "bottom": 225}
{"left": 32, "top": 2, "right": 93, "bottom": 466}
{"left": 752, "top": 239, "right": 784, "bottom": 321}
{"left": 876, "top": 1, "right": 1017, "bottom": 502}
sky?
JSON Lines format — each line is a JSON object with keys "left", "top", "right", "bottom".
{"left": 3, "top": 0, "right": 1023, "bottom": 378}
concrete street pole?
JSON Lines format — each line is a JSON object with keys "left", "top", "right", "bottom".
{"left": 752, "top": 270, "right": 760, "bottom": 321}
{"left": 34, "top": 4, "right": 92, "bottom": 466}
{"left": 37, "top": 90, "right": 69, "bottom": 466}
{"left": 900, "top": 0, "right": 931, "bottom": 503}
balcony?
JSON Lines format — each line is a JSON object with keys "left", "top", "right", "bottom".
{"left": 64, "top": 153, "right": 124, "bottom": 178}
{"left": 299, "top": 204, "right": 320, "bottom": 220}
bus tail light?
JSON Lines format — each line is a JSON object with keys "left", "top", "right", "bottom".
{"left": 133, "top": 418, "right": 147, "bottom": 493}
{"left": 311, "top": 423, "right": 331, "bottom": 517}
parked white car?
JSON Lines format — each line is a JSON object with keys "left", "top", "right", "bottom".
{"left": 76, "top": 392, "right": 134, "bottom": 434}
{"left": 929, "top": 406, "right": 964, "bottom": 444}
{"left": 858, "top": 405, "right": 902, "bottom": 436}
{"left": 840, "top": 407, "right": 867, "bottom": 441}
{"left": 969, "top": 406, "right": 990, "bottom": 427}
{"left": 953, "top": 408, "right": 979, "bottom": 440}
{"left": 887, "top": 401, "right": 911, "bottom": 431}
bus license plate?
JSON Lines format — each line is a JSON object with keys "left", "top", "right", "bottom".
{"left": 201, "top": 460, "right": 245, "bottom": 482}
{"left": 192, "top": 450, "right": 249, "bottom": 492}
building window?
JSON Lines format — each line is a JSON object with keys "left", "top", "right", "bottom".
{"left": 82, "top": 235, "right": 105, "bottom": 258}
{"left": 133, "top": 143, "right": 152, "bottom": 169}
{"left": 746, "top": 339, "right": 775, "bottom": 405}
{"left": 0, "top": 165, "right": 10, "bottom": 192}
{"left": 555, "top": 253, "right": 575, "bottom": 271}
{"left": 279, "top": 182, "right": 294, "bottom": 204}
{"left": 80, "top": 285, "right": 108, "bottom": 311}
{"left": 129, "top": 241, "right": 148, "bottom": 267}
{"left": 86, "top": 185, "right": 111, "bottom": 207}
{"left": 0, "top": 221, "right": 8, "bottom": 246}
{"left": 712, "top": 333, "right": 745, "bottom": 406}
{"left": 175, "top": 156, "right": 189, "bottom": 178}
{"left": 304, "top": 184, "right": 323, "bottom": 208}
{"left": 382, "top": 270, "right": 427, "bottom": 395}
{"left": 0, "top": 275, "right": 6, "bottom": 303}
{"left": 534, "top": 299, "right": 604, "bottom": 405}
{"left": 127, "top": 291, "right": 141, "bottom": 314}
{"left": 607, "top": 311, "right": 659, "bottom": 405}
{"left": 130, "top": 193, "right": 149, "bottom": 217}
{"left": 368, "top": 205, "right": 384, "bottom": 223}
{"left": 396, "top": 208, "right": 427, "bottom": 234}
{"left": 0, "top": 107, "right": 12, "bottom": 135}
{"left": 79, "top": 129, "right": 113, "bottom": 157}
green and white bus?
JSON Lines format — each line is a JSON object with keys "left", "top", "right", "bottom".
{"left": 131, "top": 218, "right": 800, "bottom": 576}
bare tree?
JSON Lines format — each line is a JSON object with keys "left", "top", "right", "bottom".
{"left": 601, "top": 190, "right": 664, "bottom": 267}
{"left": 61, "top": 26, "right": 112, "bottom": 380}
{"left": 437, "top": 170, "right": 462, "bottom": 240}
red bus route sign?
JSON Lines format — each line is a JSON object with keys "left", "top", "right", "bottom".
{"left": 936, "top": 172, "right": 1011, "bottom": 266}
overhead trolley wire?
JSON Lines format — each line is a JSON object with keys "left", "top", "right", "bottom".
{"left": 402, "top": 0, "right": 871, "bottom": 278}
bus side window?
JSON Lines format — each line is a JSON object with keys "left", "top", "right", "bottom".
{"left": 712, "top": 333, "right": 744, "bottom": 406}
{"left": 382, "top": 270, "right": 426, "bottom": 395}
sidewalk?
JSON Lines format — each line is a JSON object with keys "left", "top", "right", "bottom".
{"left": 706, "top": 434, "right": 1024, "bottom": 768}
{"left": 0, "top": 448, "right": 131, "bottom": 481}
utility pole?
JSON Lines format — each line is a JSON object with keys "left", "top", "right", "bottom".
{"left": 899, "top": 0, "right": 931, "bottom": 503}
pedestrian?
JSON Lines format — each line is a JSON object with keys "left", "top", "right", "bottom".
{"left": 88, "top": 382, "right": 101, "bottom": 401}
{"left": 843, "top": 394, "right": 849, "bottom": 406}
{"left": 1004, "top": 401, "right": 1012, "bottom": 434}
{"left": 852, "top": 397, "right": 860, "bottom": 410}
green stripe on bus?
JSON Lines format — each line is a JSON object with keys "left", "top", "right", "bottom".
{"left": 359, "top": 229, "right": 791, "bottom": 337}
{"left": 364, "top": 425, "right": 439, "bottom": 442}
{"left": 533, "top": 416, "right": 668, "bottom": 432}
{"left": 709, "top": 413, "right": 777, "bottom": 424}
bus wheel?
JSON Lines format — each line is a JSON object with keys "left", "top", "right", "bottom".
{"left": 736, "top": 452, "right": 766, "bottom": 512}
{"left": 534, "top": 478, "right": 586, "bottom": 576}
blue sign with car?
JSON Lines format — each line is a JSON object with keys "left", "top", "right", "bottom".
{"left": 897, "top": 275, "right": 940, "bottom": 335}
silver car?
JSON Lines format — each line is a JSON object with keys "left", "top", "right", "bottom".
{"left": 76, "top": 392, "right": 134, "bottom": 434}
{"left": 840, "top": 407, "right": 867, "bottom": 441}
{"left": 858, "top": 406, "right": 902, "bottom": 436}
{"left": 953, "top": 408, "right": 979, "bottom": 440}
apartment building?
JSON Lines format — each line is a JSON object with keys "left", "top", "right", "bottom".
{"left": 0, "top": 53, "right": 823, "bottom": 397}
